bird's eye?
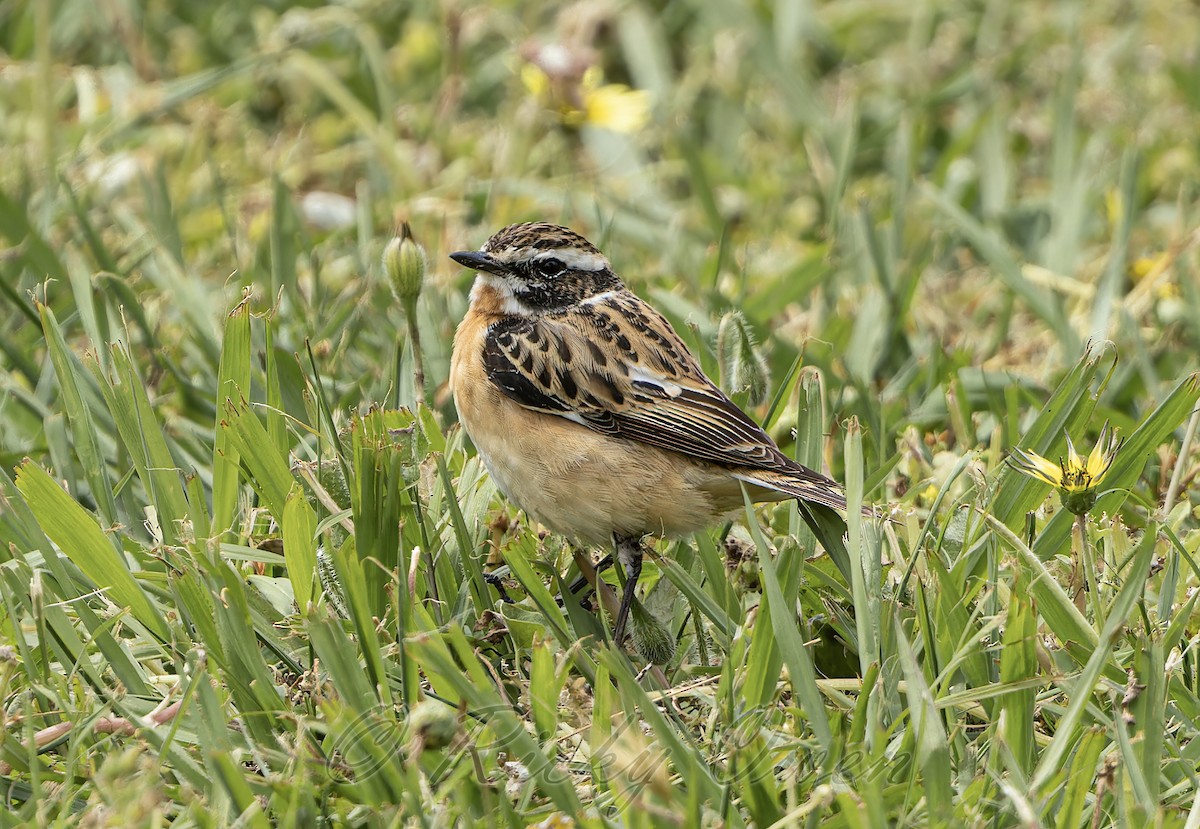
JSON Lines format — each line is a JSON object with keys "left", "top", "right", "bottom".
{"left": 532, "top": 257, "right": 566, "bottom": 278}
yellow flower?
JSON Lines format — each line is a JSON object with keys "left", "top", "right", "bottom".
{"left": 1130, "top": 252, "right": 1170, "bottom": 283}
{"left": 579, "top": 67, "right": 651, "bottom": 133}
{"left": 521, "top": 62, "right": 650, "bottom": 134}
{"left": 520, "top": 61, "right": 554, "bottom": 100}
{"left": 1010, "top": 423, "right": 1123, "bottom": 515}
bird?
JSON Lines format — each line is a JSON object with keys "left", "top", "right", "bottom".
{"left": 448, "top": 221, "right": 850, "bottom": 647}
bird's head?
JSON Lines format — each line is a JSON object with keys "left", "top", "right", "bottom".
{"left": 450, "top": 222, "right": 623, "bottom": 313}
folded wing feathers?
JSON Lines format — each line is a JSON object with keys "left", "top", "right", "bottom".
{"left": 482, "top": 300, "right": 847, "bottom": 511}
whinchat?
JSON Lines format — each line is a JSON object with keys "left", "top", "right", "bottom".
{"left": 449, "top": 222, "right": 848, "bottom": 646}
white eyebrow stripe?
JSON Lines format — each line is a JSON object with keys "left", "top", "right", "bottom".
{"left": 533, "top": 248, "right": 609, "bottom": 271}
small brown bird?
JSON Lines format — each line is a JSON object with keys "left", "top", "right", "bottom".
{"left": 449, "top": 222, "right": 849, "bottom": 646}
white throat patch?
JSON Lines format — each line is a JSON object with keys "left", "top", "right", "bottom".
{"left": 470, "top": 274, "right": 530, "bottom": 315}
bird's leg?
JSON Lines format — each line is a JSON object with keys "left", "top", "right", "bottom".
{"left": 483, "top": 571, "right": 514, "bottom": 603}
{"left": 568, "top": 552, "right": 613, "bottom": 595}
{"left": 570, "top": 546, "right": 623, "bottom": 640}
{"left": 611, "top": 534, "right": 644, "bottom": 646}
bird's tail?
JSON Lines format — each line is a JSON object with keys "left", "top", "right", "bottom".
{"left": 733, "top": 468, "right": 854, "bottom": 583}
{"left": 734, "top": 468, "right": 847, "bottom": 511}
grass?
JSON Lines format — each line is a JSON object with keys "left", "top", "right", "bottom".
{"left": 1, "top": 0, "right": 1200, "bottom": 826}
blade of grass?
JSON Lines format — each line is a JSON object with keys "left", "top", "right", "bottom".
{"left": 894, "top": 611, "right": 953, "bottom": 821}
{"left": 1030, "top": 522, "right": 1156, "bottom": 793}
{"left": 844, "top": 418, "right": 879, "bottom": 675}
{"left": 90, "top": 342, "right": 190, "bottom": 547}
{"left": 282, "top": 483, "right": 318, "bottom": 610}
{"left": 999, "top": 572, "right": 1037, "bottom": 776}
{"left": 38, "top": 302, "right": 117, "bottom": 527}
{"left": 222, "top": 398, "right": 293, "bottom": 519}
{"left": 409, "top": 624, "right": 585, "bottom": 816}
{"left": 1050, "top": 727, "right": 1107, "bottom": 829}
{"left": 212, "top": 295, "right": 252, "bottom": 539}
{"left": 14, "top": 461, "right": 168, "bottom": 640}
{"left": 745, "top": 487, "right": 833, "bottom": 750}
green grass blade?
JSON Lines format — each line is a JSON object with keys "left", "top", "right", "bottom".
{"left": 222, "top": 399, "right": 293, "bottom": 519}
{"left": 90, "top": 343, "right": 191, "bottom": 547}
{"left": 500, "top": 534, "right": 576, "bottom": 652}
{"left": 282, "top": 483, "right": 318, "bottom": 610}
{"left": 1131, "top": 632, "right": 1165, "bottom": 807}
{"left": 746, "top": 489, "right": 833, "bottom": 750}
{"left": 1050, "top": 727, "right": 1107, "bottom": 829}
{"left": 528, "top": 636, "right": 564, "bottom": 742}
{"left": 1030, "top": 522, "right": 1156, "bottom": 793}
{"left": 212, "top": 297, "right": 252, "bottom": 538}
{"left": 325, "top": 536, "right": 392, "bottom": 707}
{"left": 844, "top": 418, "right": 878, "bottom": 675}
{"left": 208, "top": 751, "right": 272, "bottom": 829}
{"left": 409, "top": 624, "right": 585, "bottom": 816}
{"left": 434, "top": 452, "right": 489, "bottom": 613}
{"left": 14, "top": 461, "right": 168, "bottom": 640}
{"left": 38, "top": 302, "right": 117, "bottom": 527}
{"left": 894, "top": 610, "right": 953, "bottom": 821}
{"left": 998, "top": 573, "right": 1037, "bottom": 776}
{"left": 657, "top": 551, "right": 735, "bottom": 642}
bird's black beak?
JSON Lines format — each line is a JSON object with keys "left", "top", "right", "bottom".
{"left": 450, "top": 250, "right": 506, "bottom": 275}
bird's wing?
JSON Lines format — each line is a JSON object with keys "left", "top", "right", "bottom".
{"left": 481, "top": 290, "right": 845, "bottom": 510}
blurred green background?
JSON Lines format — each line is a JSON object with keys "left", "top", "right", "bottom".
{"left": 4, "top": 0, "right": 1197, "bottom": 454}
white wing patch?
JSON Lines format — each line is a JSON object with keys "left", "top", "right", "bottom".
{"left": 579, "top": 289, "right": 619, "bottom": 306}
{"left": 627, "top": 364, "right": 683, "bottom": 398}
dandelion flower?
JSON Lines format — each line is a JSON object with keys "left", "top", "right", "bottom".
{"left": 1010, "top": 423, "right": 1123, "bottom": 516}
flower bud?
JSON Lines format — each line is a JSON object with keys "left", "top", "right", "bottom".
{"left": 408, "top": 699, "right": 459, "bottom": 752}
{"left": 630, "top": 600, "right": 676, "bottom": 665}
{"left": 716, "top": 310, "right": 770, "bottom": 406}
{"left": 384, "top": 222, "right": 426, "bottom": 303}
{"left": 316, "top": 548, "right": 348, "bottom": 618}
